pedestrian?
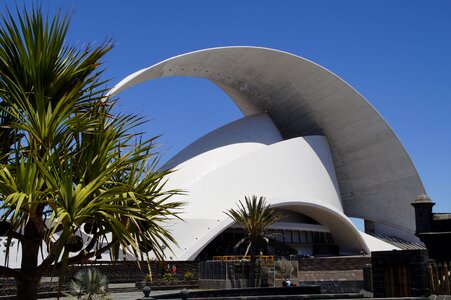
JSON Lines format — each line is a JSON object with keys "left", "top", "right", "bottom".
{"left": 171, "top": 264, "right": 177, "bottom": 275}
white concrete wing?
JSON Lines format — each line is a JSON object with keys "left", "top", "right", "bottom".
{"left": 154, "top": 114, "right": 372, "bottom": 259}
{"left": 110, "top": 46, "right": 425, "bottom": 247}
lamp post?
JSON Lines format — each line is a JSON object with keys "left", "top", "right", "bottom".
{"left": 142, "top": 284, "right": 152, "bottom": 298}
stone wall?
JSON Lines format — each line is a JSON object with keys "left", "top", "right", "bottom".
{"left": 371, "top": 249, "right": 430, "bottom": 298}
{"left": 44, "top": 260, "right": 199, "bottom": 283}
{"left": 298, "top": 256, "right": 370, "bottom": 271}
{"left": 299, "top": 280, "right": 364, "bottom": 294}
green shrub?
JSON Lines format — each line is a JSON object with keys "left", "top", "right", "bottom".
{"left": 144, "top": 273, "right": 152, "bottom": 282}
{"left": 67, "top": 268, "right": 110, "bottom": 300}
{"left": 183, "top": 271, "right": 194, "bottom": 281}
{"left": 275, "top": 257, "right": 295, "bottom": 279}
{"left": 162, "top": 273, "right": 174, "bottom": 282}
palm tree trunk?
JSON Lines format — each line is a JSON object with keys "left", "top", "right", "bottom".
{"left": 249, "top": 244, "right": 256, "bottom": 287}
{"left": 16, "top": 275, "right": 41, "bottom": 300}
{"left": 16, "top": 222, "right": 42, "bottom": 299}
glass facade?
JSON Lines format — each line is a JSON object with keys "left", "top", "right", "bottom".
{"left": 267, "top": 228, "right": 333, "bottom": 244}
{"left": 195, "top": 227, "right": 338, "bottom": 260}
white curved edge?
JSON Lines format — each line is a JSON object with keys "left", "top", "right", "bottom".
{"left": 107, "top": 47, "right": 295, "bottom": 96}
{"left": 359, "top": 231, "right": 401, "bottom": 252}
{"left": 167, "top": 135, "right": 344, "bottom": 217}
{"left": 107, "top": 46, "right": 424, "bottom": 193}
{"left": 106, "top": 45, "right": 419, "bottom": 155}
{"left": 271, "top": 200, "right": 370, "bottom": 255}
{"left": 164, "top": 113, "right": 282, "bottom": 169}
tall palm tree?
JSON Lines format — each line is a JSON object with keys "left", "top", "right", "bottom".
{"left": 0, "top": 7, "right": 182, "bottom": 299}
{"left": 225, "top": 195, "right": 282, "bottom": 287}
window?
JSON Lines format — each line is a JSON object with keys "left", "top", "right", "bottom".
{"left": 300, "top": 231, "right": 307, "bottom": 243}
{"left": 306, "top": 231, "right": 313, "bottom": 243}
{"left": 283, "top": 230, "right": 292, "bottom": 243}
{"left": 273, "top": 230, "right": 284, "bottom": 242}
{"left": 292, "top": 230, "right": 300, "bottom": 243}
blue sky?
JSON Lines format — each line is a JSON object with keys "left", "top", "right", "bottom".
{"left": 2, "top": 1, "right": 451, "bottom": 216}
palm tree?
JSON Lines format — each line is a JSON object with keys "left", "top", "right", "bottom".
{"left": 0, "top": 7, "right": 182, "bottom": 299}
{"left": 225, "top": 195, "right": 282, "bottom": 287}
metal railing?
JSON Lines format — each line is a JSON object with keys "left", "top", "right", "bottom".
{"left": 212, "top": 255, "right": 275, "bottom": 267}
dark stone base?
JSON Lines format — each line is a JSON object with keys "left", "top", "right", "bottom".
{"left": 153, "top": 286, "right": 321, "bottom": 299}
{"left": 299, "top": 280, "right": 364, "bottom": 294}
{"left": 418, "top": 232, "right": 451, "bottom": 262}
{"left": 371, "top": 249, "right": 430, "bottom": 298}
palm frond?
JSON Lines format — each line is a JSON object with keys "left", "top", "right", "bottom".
{"left": 0, "top": 6, "right": 183, "bottom": 293}
{"left": 225, "top": 195, "right": 282, "bottom": 249}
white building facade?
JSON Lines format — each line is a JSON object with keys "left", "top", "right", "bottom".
{"left": 108, "top": 47, "right": 426, "bottom": 260}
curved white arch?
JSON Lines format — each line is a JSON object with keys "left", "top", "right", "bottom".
{"left": 110, "top": 46, "right": 425, "bottom": 242}
{"left": 271, "top": 200, "right": 369, "bottom": 255}
{"left": 176, "top": 199, "right": 369, "bottom": 260}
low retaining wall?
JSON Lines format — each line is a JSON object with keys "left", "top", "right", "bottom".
{"left": 300, "top": 280, "right": 364, "bottom": 294}
{"left": 298, "top": 256, "right": 370, "bottom": 271}
{"left": 298, "top": 270, "right": 363, "bottom": 281}
{"left": 200, "top": 279, "right": 253, "bottom": 289}
{"left": 153, "top": 286, "right": 321, "bottom": 299}
{"left": 1, "top": 260, "right": 199, "bottom": 297}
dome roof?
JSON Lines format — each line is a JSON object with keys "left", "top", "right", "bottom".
{"left": 415, "top": 194, "right": 433, "bottom": 203}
